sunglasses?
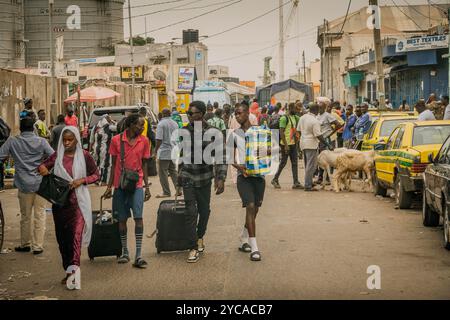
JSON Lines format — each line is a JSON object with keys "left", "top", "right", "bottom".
{"left": 187, "top": 111, "right": 202, "bottom": 116}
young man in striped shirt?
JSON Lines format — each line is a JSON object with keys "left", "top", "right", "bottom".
{"left": 179, "top": 101, "right": 228, "bottom": 263}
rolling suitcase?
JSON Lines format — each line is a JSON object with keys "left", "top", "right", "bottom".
{"left": 155, "top": 198, "right": 195, "bottom": 253}
{"left": 88, "top": 197, "right": 122, "bottom": 260}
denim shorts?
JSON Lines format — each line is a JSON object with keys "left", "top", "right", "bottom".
{"left": 112, "top": 188, "right": 144, "bottom": 222}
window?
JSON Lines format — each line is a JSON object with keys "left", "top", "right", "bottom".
{"left": 367, "top": 121, "right": 378, "bottom": 139}
{"left": 413, "top": 125, "right": 450, "bottom": 146}
{"left": 393, "top": 127, "right": 405, "bottom": 149}
{"left": 438, "top": 137, "right": 450, "bottom": 164}
{"left": 386, "top": 128, "right": 400, "bottom": 150}
{"left": 379, "top": 119, "right": 416, "bottom": 137}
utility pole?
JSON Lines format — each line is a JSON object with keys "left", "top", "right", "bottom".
{"left": 49, "top": 0, "right": 56, "bottom": 113}
{"left": 127, "top": 0, "right": 135, "bottom": 104}
{"left": 278, "top": 0, "right": 285, "bottom": 81}
{"left": 145, "top": 17, "right": 148, "bottom": 44}
{"left": 302, "top": 50, "right": 306, "bottom": 83}
{"left": 369, "top": 0, "right": 385, "bottom": 110}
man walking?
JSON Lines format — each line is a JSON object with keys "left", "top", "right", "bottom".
{"left": 103, "top": 114, "right": 151, "bottom": 268}
{"left": 65, "top": 106, "right": 78, "bottom": 127}
{"left": 232, "top": 103, "right": 268, "bottom": 261}
{"left": 0, "top": 116, "right": 53, "bottom": 254}
{"left": 297, "top": 104, "right": 333, "bottom": 191}
{"left": 155, "top": 108, "right": 180, "bottom": 198}
{"left": 50, "top": 114, "right": 66, "bottom": 150}
{"left": 178, "top": 101, "right": 227, "bottom": 263}
{"left": 20, "top": 98, "right": 36, "bottom": 119}
{"left": 442, "top": 96, "right": 450, "bottom": 120}
{"left": 271, "top": 103, "right": 302, "bottom": 189}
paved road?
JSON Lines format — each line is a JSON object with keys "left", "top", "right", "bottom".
{"left": 1, "top": 168, "right": 450, "bottom": 300}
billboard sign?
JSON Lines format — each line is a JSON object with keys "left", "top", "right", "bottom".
{"left": 120, "top": 66, "right": 144, "bottom": 82}
{"left": 177, "top": 67, "right": 195, "bottom": 91}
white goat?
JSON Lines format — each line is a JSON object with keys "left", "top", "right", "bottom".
{"left": 333, "top": 150, "right": 376, "bottom": 193}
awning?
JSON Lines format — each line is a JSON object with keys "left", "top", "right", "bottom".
{"left": 344, "top": 71, "right": 364, "bottom": 88}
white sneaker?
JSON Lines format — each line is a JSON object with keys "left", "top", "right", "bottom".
{"left": 187, "top": 249, "right": 199, "bottom": 263}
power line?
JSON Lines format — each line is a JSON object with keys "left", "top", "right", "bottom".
{"left": 339, "top": 0, "right": 352, "bottom": 34}
{"left": 209, "top": 27, "right": 318, "bottom": 64}
{"left": 390, "top": 0, "right": 426, "bottom": 31}
{"left": 401, "top": 0, "right": 444, "bottom": 21}
{"left": 204, "top": 0, "right": 293, "bottom": 40}
{"left": 133, "top": 0, "right": 244, "bottom": 38}
{"left": 0, "top": 0, "right": 190, "bottom": 19}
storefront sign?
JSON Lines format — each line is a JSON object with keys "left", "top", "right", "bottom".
{"left": 120, "top": 66, "right": 144, "bottom": 82}
{"left": 177, "top": 67, "right": 195, "bottom": 91}
{"left": 396, "top": 35, "right": 448, "bottom": 53}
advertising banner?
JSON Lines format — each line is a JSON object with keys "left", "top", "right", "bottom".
{"left": 396, "top": 35, "right": 448, "bottom": 53}
{"left": 177, "top": 67, "right": 195, "bottom": 91}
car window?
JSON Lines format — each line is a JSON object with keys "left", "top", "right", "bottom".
{"left": 379, "top": 119, "right": 416, "bottom": 137}
{"left": 438, "top": 137, "right": 450, "bottom": 164}
{"left": 393, "top": 127, "right": 405, "bottom": 149}
{"left": 413, "top": 125, "right": 450, "bottom": 146}
{"left": 367, "top": 121, "right": 378, "bottom": 139}
{"left": 386, "top": 127, "right": 400, "bottom": 150}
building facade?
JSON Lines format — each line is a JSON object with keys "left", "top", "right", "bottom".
{"left": 317, "top": 4, "right": 449, "bottom": 106}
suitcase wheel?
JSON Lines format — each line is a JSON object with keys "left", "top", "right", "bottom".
{"left": 90, "top": 257, "right": 94, "bottom": 261}
{"left": 157, "top": 250, "right": 161, "bottom": 254}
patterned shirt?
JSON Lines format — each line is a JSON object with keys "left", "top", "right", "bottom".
{"left": 179, "top": 122, "right": 227, "bottom": 188}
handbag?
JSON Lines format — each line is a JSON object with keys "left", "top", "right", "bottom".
{"left": 37, "top": 172, "right": 70, "bottom": 207}
{"left": 119, "top": 134, "right": 140, "bottom": 193}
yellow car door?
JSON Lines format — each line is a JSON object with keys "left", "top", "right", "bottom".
{"left": 376, "top": 127, "right": 400, "bottom": 184}
{"left": 362, "top": 120, "right": 379, "bottom": 151}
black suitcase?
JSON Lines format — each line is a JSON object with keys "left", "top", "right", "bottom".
{"left": 155, "top": 199, "right": 195, "bottom": 253}
{"left": 88, "top": 197, "right": 122, "bottom": 260}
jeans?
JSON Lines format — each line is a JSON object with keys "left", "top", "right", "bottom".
{"left": 158, "top": 159, "right": 178, "bottom": 196}
{"left": 303, "top": 149, "right": 318, "bottom": 189}
{"left": 183, "top": 182, "right": 212, "bottom": 249}
{"left": 274, "top": 144, "right": 299, "bottom": 184}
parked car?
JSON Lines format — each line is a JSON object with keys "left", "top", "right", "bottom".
{"left": 83, "top": 105, "right": 158, "bottom": 149}
{"left": 373, "top": 121, "right": 450, "bottom": 209}
{"left": 361, "top": 116, "right": 417, "bottom": 151}
{"left": 423, "top": 134, "right": 450, "bottom": 249}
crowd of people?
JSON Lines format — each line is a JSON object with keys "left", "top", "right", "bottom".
{"left": 2, "top": 92, "right": 450, "bottom": 291}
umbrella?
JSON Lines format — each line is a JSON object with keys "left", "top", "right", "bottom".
{"left": 64, "top": 86, "right": 120, "bottom": 103}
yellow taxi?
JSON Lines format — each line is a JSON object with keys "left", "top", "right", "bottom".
{"left": 361, "top": 116, "right": 417, "bottom": 151}
{"left": 368, "top": 110, "right": 417, "bottom": 122}
{"left": 373, "top": 121, "right": 450, "bottom": 209}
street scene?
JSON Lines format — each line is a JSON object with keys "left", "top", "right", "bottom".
{"left": 1, "top": 0, "right": 450, "bottom": 301}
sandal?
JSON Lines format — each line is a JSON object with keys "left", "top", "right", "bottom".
{"left": 250, "top": 251, "right": 262, "bottom": 262}
{"left": 132, "top": 257, "right": 148, "bottom": 269}
{"left": 117, "top": 254, "right": 130, "bottom": 264}
{"left": 238, "top": 243, "right": 252, "bottom": 253}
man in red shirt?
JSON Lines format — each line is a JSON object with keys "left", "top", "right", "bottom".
{"left": 103, "top": 113, "right": 151, "bottom": 268}
{"left": 65, "top": 106, "right": 79, "bottom": 127}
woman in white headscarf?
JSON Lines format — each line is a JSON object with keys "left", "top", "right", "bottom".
{"left": 39, "top": 126, "right": 99, "bottom": 290}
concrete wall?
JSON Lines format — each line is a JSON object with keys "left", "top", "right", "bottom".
{"left": 0, "top": 0, "right": 25, "bottom": 68}
{"left": 0, "top": 68, "right": 68, "bottom": 134}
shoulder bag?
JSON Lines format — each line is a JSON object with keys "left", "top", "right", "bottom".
{"left": 119, "top": 134, "right": 140, "bottom": 193}
{"left": 37, "top": 172, "right": 70, "bottom": 207}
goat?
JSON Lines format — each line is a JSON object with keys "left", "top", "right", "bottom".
{"left": 333, "top": 150, "right": 375, "bottom": 192}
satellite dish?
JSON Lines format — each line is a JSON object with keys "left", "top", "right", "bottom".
{"left": 153, "top": 69, "right": 167, "bottom": 81}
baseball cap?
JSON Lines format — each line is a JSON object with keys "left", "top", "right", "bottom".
{"left": 23, "top": 97, "right": 32, "bottom": 105}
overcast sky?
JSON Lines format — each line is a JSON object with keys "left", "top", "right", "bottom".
{"left": 124, "top": 0, "right": 444, "bottom": 84}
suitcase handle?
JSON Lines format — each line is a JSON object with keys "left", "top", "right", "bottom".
{"left": 100, "top": 196, "right": 103, "bottom": 213}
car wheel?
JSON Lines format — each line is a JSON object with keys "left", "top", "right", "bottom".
{"left": 422, "top": 191, "right": 439, "bottom": 227}
{"left": 373, "top": 171, "right": 387, "bottom": 197}
{"left": 395, "top": 175, "right": 412, "bottom": 209}
{"left": 443, "top": 203, "right": 450, "bottom": 250}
